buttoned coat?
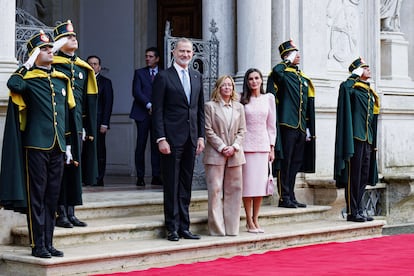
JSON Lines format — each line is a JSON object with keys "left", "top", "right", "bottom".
{"left": 203, "top": 100, "right": 246, "bottom": 167}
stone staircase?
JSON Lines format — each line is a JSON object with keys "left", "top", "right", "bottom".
{"left": 0, "top": 182, "right": 386, "bottom": 276}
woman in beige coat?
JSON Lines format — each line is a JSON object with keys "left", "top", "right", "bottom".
{"left": 203, "top": 75, "right": 246, "bottom": 236}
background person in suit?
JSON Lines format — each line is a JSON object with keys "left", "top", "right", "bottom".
{"left": 86, "top": 55, "right": 114, "bottom": 186}
{"left": 203, "top": 75, "right": 246, "bottom": 236}
{"left": 130, "top": 47, "right": 162, "bottom": 187}
{"left": 152, "top": 38, "right": 205, "bottom": 241}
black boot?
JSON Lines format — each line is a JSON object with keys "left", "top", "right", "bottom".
{"left": 67, "top": 206, "right": 87, "bottom": 227}
{"left": 31, "top": 227, "right": 51, "bottom": 258}
{"left": 45, "top": 230, "right": 64, "bottom": 257}
{"left": 56, "top": 205, "right": 73, "bottom": 228}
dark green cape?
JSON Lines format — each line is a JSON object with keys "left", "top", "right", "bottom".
{"left": 0, "top": 98, "right": 27, "bottom": 213}
{"left": 334, "top": 76, "right": 379, "bottom": 188}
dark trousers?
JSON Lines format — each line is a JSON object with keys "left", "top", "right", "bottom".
{"left": 97, "top": 130, "right": 106, "bottom": 182}
{"left": 134, "top": 117, "right": 160, "bottom": 178}
{"left": 161, "top": 138, "right": 196, "bottom": 233}
{"left": 346, "top": 140, "right": 372, "bottom": 216}
{"left": 26, "top": 145, "right": 64, "bottom": 248}
{"left": 278, "top": 126, "right": 305, "bottom": 202}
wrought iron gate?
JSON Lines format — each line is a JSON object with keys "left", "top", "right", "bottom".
{"left": 164, "top": 19, "right": 219, "bottom": 189}
{"left": 164, "top": 19, "right": 219, "bottom": 100}
{"left": 15, "top": 8, "right": 54, "bottom": 65}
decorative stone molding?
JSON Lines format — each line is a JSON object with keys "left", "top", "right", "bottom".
{"left": 383, "top": 175, "right": 414, "bottom": 224}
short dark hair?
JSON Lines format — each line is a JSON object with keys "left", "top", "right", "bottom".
{"left": 87, "top": 55, "right": 101, "bottom": 65}
{"left": 146, "top": 47, "right": 160, "bottom": 58}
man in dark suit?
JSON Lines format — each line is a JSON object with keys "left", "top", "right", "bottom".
{"left": 86, "top": 55, "right": 114, "bottom": 186}
{"left": 152, "top": 38, "right": 205, "bottom": 241}
{"left": 130, "top": 47, "right": 162, "bottom": 187}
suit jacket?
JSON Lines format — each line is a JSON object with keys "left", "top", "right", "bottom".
{"left": 96, "top": 73, "right": 114, "bottom": 128}
{"left": 152, "top": 66, "right": 205, "bottom": 147}
{"left": 203, "top": 100, "right": 246, "bottom": 167}
{"left": 130, "top": 66, "right": 155, "bottom": 121}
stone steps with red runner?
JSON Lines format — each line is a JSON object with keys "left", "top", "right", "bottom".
{"left": 0, "top": 187, "right": 385, "bottom": 275}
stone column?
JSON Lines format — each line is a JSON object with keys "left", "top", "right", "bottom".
{"left": 202, "top": 0, "right": 235, "bottom": 76}
{"left": 236, "top": 0, "right": 272, "bottom": 81}
{"left": 0, "top": 0, "right": 17, "bottom": 99}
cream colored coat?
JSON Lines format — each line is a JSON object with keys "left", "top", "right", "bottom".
{"left": 203, "top": 100, "right": 246, "bottom": 166}
{"left": 203, "top": 99, "right": 246, "bottom": 236}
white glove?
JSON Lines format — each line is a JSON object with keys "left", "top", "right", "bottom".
{"left": 306, "top": 128, "right": 312, "bottom": 142}
{"left": 352, "top": 67, "right": 364, "bottom": 77}
{"left": 286, "top": 50, "right": 297, "bottom": 63}
{"left": 65, "top": 145, "right": 73, "bottom": 164}
{"left": 52, "top": 37, "right": 68, "bottom": 53}
{"left": 82, "top": 128, "right": 86, "bottom": 141}
{"left": 23, "top": 47, "right": 40, "bottom": 69}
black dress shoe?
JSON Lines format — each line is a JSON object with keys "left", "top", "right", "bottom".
{"left": 292, "top": 200, "right": 307, "bottom": 208}
{"left": 47, "top": 246, "right": 64, "bottom": 257}
{"left": 151, "top": 176, "right": 163, "bottom": 186}
{"left": 167, "top": 231, "right": 179, "bottom": 241}
{"left": 358, "top": 211, "right": 374, "bottom": 221}
{"left": 136, "top": 177, "right": 145, "bottom": 186}
{"left": 347, "top": 214, "right": 366, "bottom": 222}
{"left": 278, "top": 200, "right": 297, "bottom": 208}
{"left": 364, "top": 216, "right": 374, "bottom": 221}
{"left": 179, "top": 230, "right": 201, "bottom": 239}
{"left": 32, "top": 247, "right": 52, "bottom": 258}
{"left": 56, "top": 216, "right": 73, "bottom": 228}
{"left": 92, "top": 179, "right": 104, "bottom": 186}
{"left": 68, "top": 216, "right": 87, "bottom": 227}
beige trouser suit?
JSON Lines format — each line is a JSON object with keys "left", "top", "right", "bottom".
{"left": 203, "top": 100, "right": 246, "bottom": 236}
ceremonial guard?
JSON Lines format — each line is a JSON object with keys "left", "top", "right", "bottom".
{"left": 52, "top": 20, "right": 98, "bottom": 228}
{"left": 0, "top": 30, "right": 75, "bottom": 258}
{"left": 266, "top": 40, "right": 316, "bottom": 208}
{"left": 334, "top": 57, "right": 380, "bottom": 222}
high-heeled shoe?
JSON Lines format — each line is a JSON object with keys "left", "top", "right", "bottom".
{"left": 253, "top": 221, "right": 264, "bottom": 233}
{"left": 246, "top": 224, "right": 258, "bottom": 233}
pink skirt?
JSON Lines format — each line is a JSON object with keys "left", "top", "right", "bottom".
{"left": 242, "top": 152, "right": 268, "bottom": 197}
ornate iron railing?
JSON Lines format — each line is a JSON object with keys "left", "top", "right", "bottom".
{"left": 164, "top": 19, "right": 219, "bottom": 99}
{"left": 164, "top": 20, "right": 219, "bottom": 189}
{"left": 15, "top": 8, "right": 54, "bottom": 65}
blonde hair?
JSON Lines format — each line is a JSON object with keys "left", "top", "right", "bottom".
{"left": 210, "top": 75, "right": 238, "bottom": 102}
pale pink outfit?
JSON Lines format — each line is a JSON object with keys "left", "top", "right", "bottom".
{"left": 242, "top": 93, "right": 276, "bottom": 197}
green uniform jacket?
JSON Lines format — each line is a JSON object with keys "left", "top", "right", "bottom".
{"left": 334, "top": 75, "right": 380, "bottom": 188}
{"left": 267, "top": 60, "right": 316, "bottom": 173}
{"left": 53, "top": 53, "right": 99, "bottom": 189}
{"left": 0, "top": 67, "right": 75, "bottom": 212}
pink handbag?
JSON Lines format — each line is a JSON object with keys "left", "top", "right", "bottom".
{"left": 266, "top": 162, "right": 274, "bottom": 196}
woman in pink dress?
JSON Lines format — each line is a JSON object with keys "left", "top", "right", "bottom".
{"left": 240, "top": 68, "right": 276, "bottom": 233}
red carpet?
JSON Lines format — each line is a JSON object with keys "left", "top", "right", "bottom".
{"left": 95, "top": 234, "right": 414, "bottom": 276}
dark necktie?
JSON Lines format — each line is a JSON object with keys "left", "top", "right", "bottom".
{"left": 150, "top": 69, "right": 155, "bottom": 82}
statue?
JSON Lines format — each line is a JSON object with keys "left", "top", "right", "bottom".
{"left": 380, "top": 0, "right": 403, "bottom": 32}
{"left": 327, "top": 0, "right": 359, "bottom": 64}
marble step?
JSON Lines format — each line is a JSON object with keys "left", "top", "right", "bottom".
{"left": 11, "top": 205, "right": 332, "bottom": 247}
{"left": 1, "top": 219, "right": 385, "bottom": 276}
{"left": 74, "top": 190, "right": 209, "bottom": 219}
